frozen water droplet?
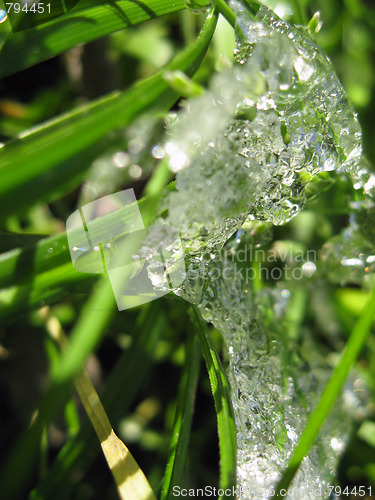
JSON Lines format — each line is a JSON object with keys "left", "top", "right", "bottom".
{"left": 302, "top": 261, "right": 317, "bottom": 277}
{"left": 293, "top": 56, "right": 314, "bottom": 81}
{"left": 341, "top": 257, "right": 364, "bottom": 268}
{"left": 165, "top": 112, "right": 178, "bottom": 128}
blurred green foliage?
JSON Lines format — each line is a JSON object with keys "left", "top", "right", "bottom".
{"left": 0, "top": 1, "right": 375, "bottom": 499}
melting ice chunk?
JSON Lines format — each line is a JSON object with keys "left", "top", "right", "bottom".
{"left": 161, "top": 1, "right": 362, "bottom": 256}
{"left": 157, "top": 3, "right": 365, "bottom": 498}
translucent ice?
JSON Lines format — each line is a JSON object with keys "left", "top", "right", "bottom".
{"left": 347, "top": 156, "right": 375, "bottom": 199}
{"left": 122, "top": 4, "right": 365, "bottom": 496}
{"left": 154, "top": 3, "right": 365, "bottom": 498}
{"left": 321, "top": 199, "right": 375, "bottom": 285}
{"left": 162, "top": 1, "right": 362, "bottom": 256}
{"left": 190, "top": 240, "right": 358, "bottom": 500}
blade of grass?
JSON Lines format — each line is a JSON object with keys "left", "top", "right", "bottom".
{"left": 0, "top": 261, "right": 97, "bottom": 324}
{"left": 0, "top": 10, "right": 218, "bottom": 219}
{"left": 0, "top": 0, "right": 186, "bottom": 79}
{"left": 76, "top": 370, "right": 157, "bottom": 500}
{"left": 0, "top": 180, "right": 178, "bottom": 324}
{"left": 290, "top": 0, "right": 308, "bottom": 26}
{"left": 211, "top": 0, "right": 260, "bottom": 36}
{"left": 0, "top": 12, "right": 217, "bottom": 320}
{"left": 0, "top": 182, "right": 179, "bottom": 291}
{"left": 1, "top": 135, "right": 117, "bottom": 220}
{"left": 161, "top": 331, "right": 201, "bottom": 500}
{"left": 189, "top": 305, "right": 236, "bottom": 498}
{"left": 31, "top": 301, "right": 165, "bottom": 500}
{"left": 44, "top": 309, "right": 156, "bottom": 500}
{"left": 0, "top": 193, "right": 149, "bottom": 290}
{"left": 0, "top": 232, "right": 45, "bottom": 252}
{"left": 212, "top": 0, "right": 236, "bottom": 28}
{"left": 0, "top": 132, "right": 176, "bottom": 500}
{"left": 274, "top": 286, "right": 375, "bottom": 498}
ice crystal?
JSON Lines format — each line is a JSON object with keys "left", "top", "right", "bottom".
{"left": 141, "top": 4, "right": 366, "bottom": 497}
{"left": 190, "top": 240, "right": 358, "bottom": 500}
{"left": 162, "top": 2, "right": 362, "bottom": 256}
{"left": 321, "top": 199, "right": 375, "bottom": 285}
{"left": 348, "top": 156, "right": 375, "bottom": 199}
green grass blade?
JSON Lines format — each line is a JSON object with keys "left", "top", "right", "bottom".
{"left": 212, "top": 0, "right": 236, "bottom": 27}
{"left": 189, "top": 306, "right": 236, "bottom": 497}
{"left": 161, "top": 332, "right": 201, "bottom": 500}
{"left": 0, "top": 182, "right": 177, "bottom": 323}
{"left": 0, "top": 261, "right": 97, "bottom": 324}
{"left": 0, "top": 140, "right": 175, "bottom": 500}
{"left": 274, "top": 286, "right": 375, "bottom": 498}
{"left": 0, "top": 232, "right": 45, "bottom": 252}
{"left": 0, "top": 193, "right": 149, "bottom": 290}
{"left": 0, "top": 0, "right": 186, "bottom": 79}
{"left": 0, "top": 136, "right": 114, "bottom": 220}
{"left": 0, "top": 10, "right": 217, "bottom": 220}
{"left": 290, "top": 0, "right": 308, "bottom": 25}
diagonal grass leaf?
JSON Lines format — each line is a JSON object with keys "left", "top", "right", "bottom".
{"left": 0, "top": 10, "right": 217, "bottom": 219}
{"left": 274, "top": 286, "right": 375, "bottom": 498}
{"left": 189, "top": 305, "right": 236, "bottom": 498}
{"left": 0, "top": 0, "right": 186, "bottom": 78}
{"left": 161, "top": 330, "right": 201, "bottom": 500}
{"left": 44, "top": 309, "right": 156, "bottom": 500}
{"left": 31, "top": 301, "right": 165, "bottom": 500}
